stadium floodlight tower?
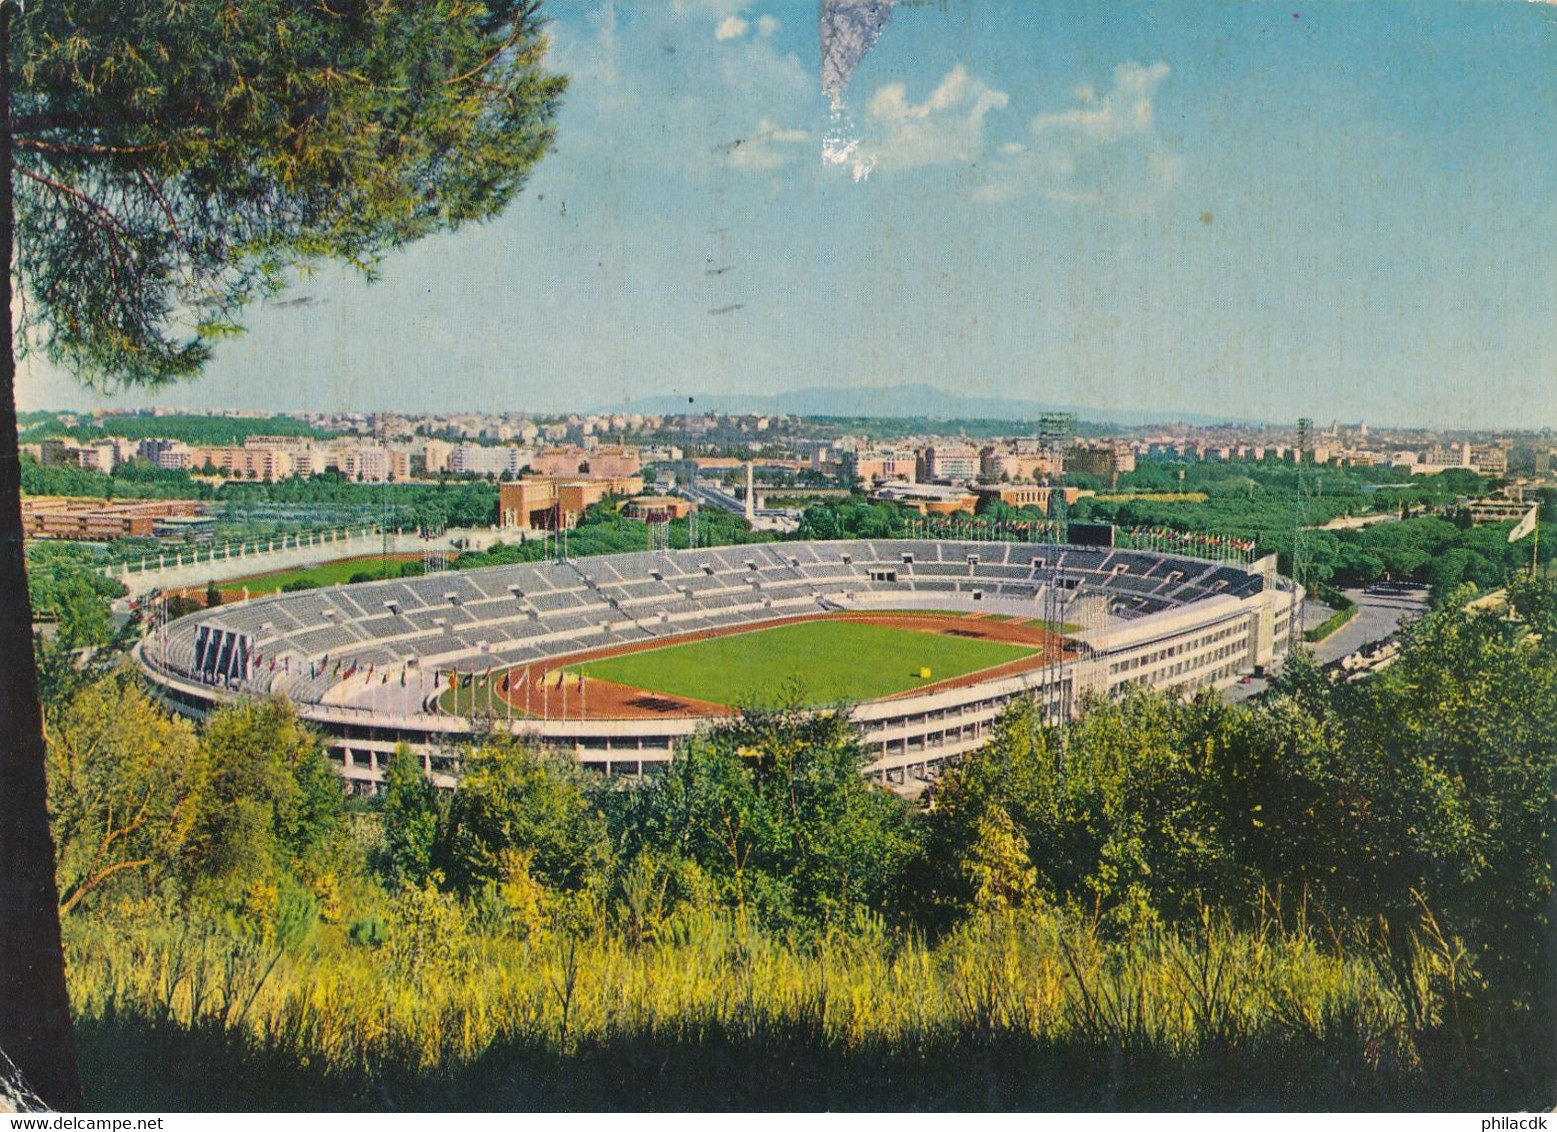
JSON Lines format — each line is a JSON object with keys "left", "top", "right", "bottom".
{"left": 1038, "top": 411, "right": 1075, "bottom": 543}
{"left": 1290, "top": 417, "right": 1314, "bottom": 650}
{"left": 1034, "top": 412, "right": 1076, "bottom": 723}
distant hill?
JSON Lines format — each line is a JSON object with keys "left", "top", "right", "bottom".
{"left": 602, "top": 384, "right": 1261, "bottom": 428}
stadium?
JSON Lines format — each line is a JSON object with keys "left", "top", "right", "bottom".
{"left": 135, "top": 539, "right": 1303, "bottom": 791}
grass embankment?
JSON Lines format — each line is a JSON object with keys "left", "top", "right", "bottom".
{"left": 221, "top": 554, "right": 423, "bottom": 595}
{"left": 572, "top": 620, "right": 1038, "bottom": 708}
{"left": 65, "top": 903, "right": 1455, "bottom": 1111}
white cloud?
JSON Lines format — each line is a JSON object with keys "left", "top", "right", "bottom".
{"left": 965, "top": 59, "right": 1180, "bottom": 209}
{"left": 728, "top": 119, "right": 810, "bottom": 170}
{"left": 972, "top": 180, "right": 1019, "bottom": 204}
{"left": 756, "top": 14, "right": 780, "bottom": 36}
{"left": 717, "top": 36, "right": 811, "bottom": 100}
{"left": 715, "top": 15, "right": 749, "bottom": 40}
{"left": 1033, "top": 61, "right": 1171, "bottom": 144}
{"left": 854, "top": 65, "right": 1010, "bottom": 173}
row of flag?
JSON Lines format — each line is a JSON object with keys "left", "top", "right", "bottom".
{"left": 1126, "top": 527, "right": 1258, "bottom": 555}
{"left": 250, "top": 649, "right": 562, "bottom": 698}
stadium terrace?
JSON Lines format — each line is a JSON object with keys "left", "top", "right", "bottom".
{"left": 135, "top": 540, "right": 1303, "bottom": 791}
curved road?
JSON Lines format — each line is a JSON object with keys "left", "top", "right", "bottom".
{"left": 1223, "top": 584, "right": 1429, "bottom": 703}
{"left": 1310, "top": 585, "right": 1429, "bottom": 666}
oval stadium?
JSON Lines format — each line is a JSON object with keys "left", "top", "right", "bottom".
{"left": 135, "top": 539, "right": 1303, "bottom": 792}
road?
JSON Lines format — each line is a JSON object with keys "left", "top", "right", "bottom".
{"left": 680, "top": 481, "right": 801, "bottom": 533}
{"left": 682, "top": 480, "right": 746, "bottom": 515}
{"left": 1309, "top": 513, "right": 1401, "bottom": 532}
{"left": 1309, "top": 585, "right": 1429, "bottom": 666}
{"left": 1222, "top": 584, "right": 1429, "bottom": 703}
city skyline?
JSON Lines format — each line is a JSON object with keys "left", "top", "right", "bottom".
{"left": 17, "top": 1, "right": 1557, "bottom": 430}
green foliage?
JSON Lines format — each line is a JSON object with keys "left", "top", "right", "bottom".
{"left": 608, "top": 710, "right": 914, "bottom": 932}
{"left": 45, "top": 669, "right": 198, "bottom": 915}
{"left": 1303, "top": 597, "right": 1357, "bottom": 642}
{"left": 437, "top": 738, "right": 610, "bottom": 899}
{"left": 20, "top": 455, "right": 113, "bottom": 499}
{"left": 921, "top": 591, "right": 1557, "bottom": 1075}
{"left": 25, "top": 541, "right": 125, "bottom": 631}
{"left": 62, "top": 894, "right": 1488, "bottom": 1110}
{"left": 181, "top": 699, "right": 346, "bottom": 912}
{"left": 453, "top": 499, "right": 772, "bottom": 573}
{"left": 12, "top": 0, "right": 565, "bottom": 387}
{"left": 796, "top": 496, "right": 906, "bottom": 541}
{"left": 43, "top": 577, "right": 1557, "bottom": 1108}
{"left": 222, "top": 478, "right": 497, "bottom": 528}
{"left": 21, "top": 413, "right": 333, "bottom": 448}
{"left": 28, "top": 548, "right": 134, "bottom": 712}
{"left": 961, "top": 804, "right": 1040, "bottom": 914}
{"left": 376, "top": 746, "right": 441, "bottom": 890}
{"left": 922, "top": 693, "right": 1253, "bottom": 933}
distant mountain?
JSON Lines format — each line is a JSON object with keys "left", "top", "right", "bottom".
{"left": 602, "top": 384, "right": 1261, "bottom": 428}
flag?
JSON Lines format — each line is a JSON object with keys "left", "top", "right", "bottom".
{"left": 1509, "top": 504, "right": 1539, "bottom": 543}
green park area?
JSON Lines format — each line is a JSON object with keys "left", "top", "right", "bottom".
{"left": 572, "top": 619, "right": 1039, "bottom": 709}
{"left": 220, "top": 554, "right": 423, "bottom": 595}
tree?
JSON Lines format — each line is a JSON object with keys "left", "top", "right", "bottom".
{"left": 962, "top": 803, "right": 1038, "bottom": 914}
{"left": 378, "top": 745, "right": 440, "bottom": 889}
{"left": 181, "top": 698, "right": 344, "bottom": 904}
{"left": 610, "top": 709, "right": 913, "bottom": 931}
{"left": 0, "top": 2, "right": 564, "bottom": 1106}
{"left": 45, "top": 670, "right": 196, "bottom": 916}
{"left": 438, "top": 739, "right": 609, "bottom": 897}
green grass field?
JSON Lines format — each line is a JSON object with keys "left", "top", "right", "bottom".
{"left": 1024, "top": 617, "right": 1082, "bottom": 632}
{"left": 222, "top": 554, "right": 421, "bottom": 594}
{"left": 572, "top": 620, "right": 1040, "bottom": 709}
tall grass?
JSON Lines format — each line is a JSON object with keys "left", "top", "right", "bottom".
{"left": 63, "top": 893, "right": 1478, "bottom": 1111}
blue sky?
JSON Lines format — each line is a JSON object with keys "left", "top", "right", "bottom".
{"left": 19, "top": 1, "right": 1557, "bottom": 428}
